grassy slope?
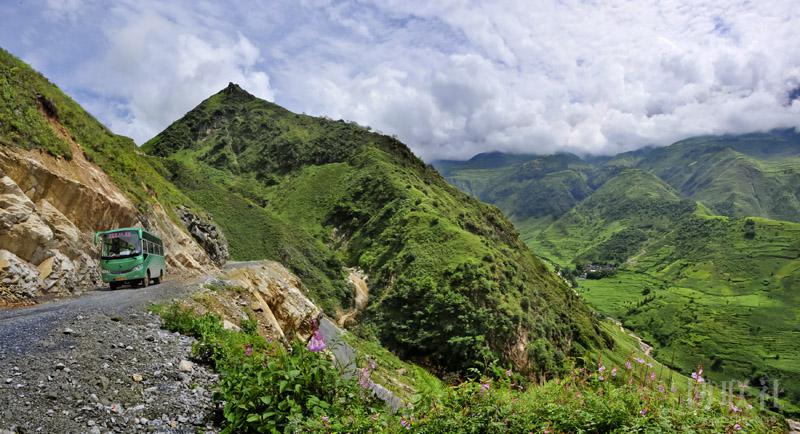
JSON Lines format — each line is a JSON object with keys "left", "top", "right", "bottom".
{"left": 0, "top": 47, "right": 203, "bottom": 224}
{"left": 531, "top": 169, "right": 695, "bottom": 266}
{"left": 142, "top": 84, "right": 607, "bottom": 377}
{"left": 435, "top": 153, "right": 597, "bottom": 256}
{"left": 159, "top": 302, "right": 787, "bottom": 433}
{"left": 535, "top": 183, "right": 800, "bottom": 414}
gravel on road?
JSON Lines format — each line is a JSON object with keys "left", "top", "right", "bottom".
{"left": 0, "top": 278, "right": 220, "bottom": 434}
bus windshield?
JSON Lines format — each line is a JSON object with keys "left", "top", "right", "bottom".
{"left": 101, "top": 231, "right": 141, "bottom": 259}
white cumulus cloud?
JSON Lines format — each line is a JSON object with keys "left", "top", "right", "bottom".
{"left": 1, "top": 0, "right": 798, "bottom": 159}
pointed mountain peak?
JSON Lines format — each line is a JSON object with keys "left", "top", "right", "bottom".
{"left": 219, "top": 82, "right": 255, "bottom": 100}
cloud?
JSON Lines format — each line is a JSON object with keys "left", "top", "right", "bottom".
{"left": 1, "top": 0, "right": 799, "bottom": 159}
{"left": 71, "top": 5, "right": 273, "bottom": 143}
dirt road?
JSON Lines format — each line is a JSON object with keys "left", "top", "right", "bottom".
{"left": 0, "top": 277, "right": 219, "bottom": 433}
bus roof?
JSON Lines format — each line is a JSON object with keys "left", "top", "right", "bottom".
{"left": 96, "top": 227, "right": 162, "bottom": 242}
{"left": 96, "top": 227, "right": 141, "bottom": 235}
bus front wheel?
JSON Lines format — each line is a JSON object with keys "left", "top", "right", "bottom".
{"left": 141, "top": 272, "right": 150, "bottom": 288}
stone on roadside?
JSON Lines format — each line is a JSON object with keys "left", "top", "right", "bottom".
{"left": 222, "top": 320, "right": 240, "bottom": 331}
{"left": 178, "top": 360, "right": 193, "bottom": 372}
{"left": 131, "top": 374, "right": 143, "bottom": 382}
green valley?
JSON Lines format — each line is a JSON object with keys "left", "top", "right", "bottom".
{"left": 436, "top": 133, "right": 800, "bottom": 415}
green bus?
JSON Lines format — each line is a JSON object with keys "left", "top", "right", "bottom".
{"left": 95, "top": 227, "right": 166, "bottom": 289}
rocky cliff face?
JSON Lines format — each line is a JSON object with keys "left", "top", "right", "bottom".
{"left": 0, "top": 143, "right": 216, "bottom": 306}
{"left": 177, "top": 206, "right": 229, "bottom": 266}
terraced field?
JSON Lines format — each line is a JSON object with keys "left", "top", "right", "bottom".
{"left": 580, "top": 216, "right": 800, "bottom": 415}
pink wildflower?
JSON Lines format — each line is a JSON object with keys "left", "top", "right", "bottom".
{"left": 598, "top": 375, "right": 604, "bottom": 382}
{"left": 506, "top": 369, "right": 512, "bottom": 377}
{"left": 658, "top": 384, "right": 665, "bottom": 393}
{"left": 691, "top": 371, "right": 705, "bottom": 383}
{"left": 359, "top": 367, "right": 374, "bottom": 389}
{"left": 640, "top": 408, "right": 648, "bottom": 416}
{"left": 734, "top": 423, "right": 742, "bottom": 431}
{"left": 649, "top": 372, "right": 656, "bottom": 381}
{"left": 646, "top": 362, "right": 653, "bottom": 368}
{"left": 321, "top": 415, "right": 330, "bottom": 427}
{"left": 730, "top": 404, "right": 741, "bottom": 413}
{"left": 625, "top": 361, "right": 632, "bottom": 370}
{"left": 611, "top": 367, "right": 617, "bottom": 377}
{"left": 244, "top": 344, "right": 253, "bottom": 357}
{"left": 635, "top": 357, "right": 645, "bottom": 364}
{"left": 480, "top": 382, "right": 491, "bottom": 395}
{"left": 400, "top": 416, "right": 411, "bottom": 430}
{"left": 307, "top": 329, "right": 327, "bottom": 352}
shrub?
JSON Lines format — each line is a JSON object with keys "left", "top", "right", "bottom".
{"left": 155, "top": 303, "right": 387, "bottom": 433}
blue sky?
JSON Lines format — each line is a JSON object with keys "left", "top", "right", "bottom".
{"left": 2, "top": 0, "right": 799, "bottom": 160}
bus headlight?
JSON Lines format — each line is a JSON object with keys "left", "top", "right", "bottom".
{"left": 132, "top": 264, "right": 144, "bottom": 271}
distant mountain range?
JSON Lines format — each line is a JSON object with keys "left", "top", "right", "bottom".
{"left": 434, "top": 131, "right": 800, "bottom": 413}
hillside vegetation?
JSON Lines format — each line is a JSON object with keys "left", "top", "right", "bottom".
{"left": 0, "top": 47, "right": 207, "bottom": 225}
{"left": 158, "top": 302, "right": 786, "bottom": 433}
{"left": 142, "top": 83, "right": 607, "bottom": 377}
{"left": 436, "top": 134, "right": 800, "bottom": 415}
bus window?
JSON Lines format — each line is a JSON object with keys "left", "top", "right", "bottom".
{"left": 102, "top": 231, "right": 141, "bottom": 258}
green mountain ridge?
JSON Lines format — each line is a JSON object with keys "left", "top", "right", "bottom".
{"left": 142, "top": 82, "right": 608, "bottom": 376}
{"left": 607, "top": 131, "right": 800, "bottom": 221}
{"left": 534, "top": 169, "right": 696, "bottom": 266}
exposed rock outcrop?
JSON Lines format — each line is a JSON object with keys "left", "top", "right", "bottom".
{"left": 177, "top": 206, "right": 229, "bottom": 266}
{"left": 185, "top": 261, "right": 320, "bottom": 343}
{"left": 147, "top": 202, "right": 218, "bottom": 276}
{"left": 0, "top": 250, "right": 39, "bottom": 303}
{"left": 0, "top": 165, "right": 104, "bottom": 304}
